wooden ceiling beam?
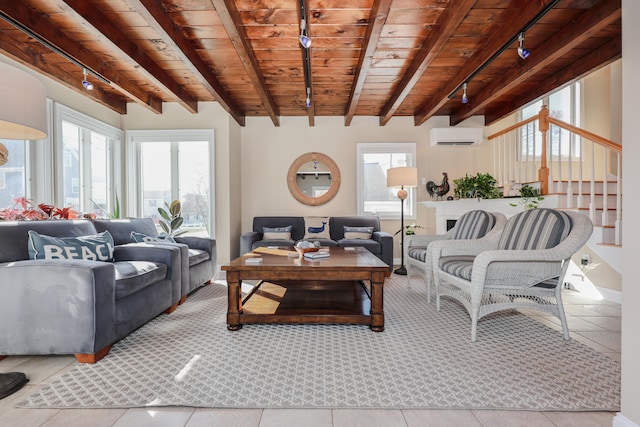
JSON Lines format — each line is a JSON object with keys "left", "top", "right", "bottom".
{"left": 132, "top": 0, "right": 245, "bottom": 126}
{"left": 449, "top": 0, "right": 621, "bottom": 126}
{"left": 0, "top": 35, "right": 127, "bottom": 114}
{"left": 413, "top": 0, "right": 557, "bottom": 126}
{"left": 484, "top": 35, "right": 621, "bottom": 126}
{"left": 211, "top": 0, "right": 280, "bottom": 126}
{"left": 344, "top": 0, "right": 393, "bottom": 126}
{"left": 59, "top": 0, "right": 198, "bottom": 114}
{"left": 0, "top": 3, "right": 157, "bottom": 114}
{"left": 378, "top": 0, "right": 477, "bottom": 126}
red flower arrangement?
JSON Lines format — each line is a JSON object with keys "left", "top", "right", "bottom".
{"left": 0, "top": 197, "right": 85, "bottom": 221}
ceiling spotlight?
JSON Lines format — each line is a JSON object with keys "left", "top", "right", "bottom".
{"left": 517, "top": 32, "right": 530, "bottom": 60}
{"left": 461, "top": 83, "right": 469, "bottom": 104}
{"left": 305, "top": 86, "right": 312, "bottom": 108}
{"left": 81, "top": 68, "right": 94, "bottom": 90}
{"left": 299, "top": 19, "right": 312, "bottom": 49}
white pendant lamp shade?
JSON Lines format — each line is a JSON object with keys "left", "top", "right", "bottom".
{"left": 0, "top": 62, "right": 47, "bottom": 140}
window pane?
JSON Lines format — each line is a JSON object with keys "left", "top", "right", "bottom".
{"left": 522, "top": 100, "right": 542, "bottom": 120}
{"left": 90, "top": 133, "right": 108, "bottom": 217}
{"left": 520, "top": 83, "right": 581, "bottom": 159}
{"left": 358, "top": 145, "right": 416, "bottom": 218}
{"left": 140, "top": 141, "right": 171, "bottom": 228}
{"left": 62, "top": 121, "right": 81, "bottom": 210}
{"left": 179, "top": 141, "right": 210, "bottom": 236}
{"left": 0, "top": 139, "right": 27, "bottom": 207}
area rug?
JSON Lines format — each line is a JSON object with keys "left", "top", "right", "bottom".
{"left": 18, "top": 275, "right": 620, "bottom": 410}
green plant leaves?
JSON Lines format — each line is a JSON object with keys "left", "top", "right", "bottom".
{"left": 157, "top": 199, "right": 184, "bottom": 236}
{"left": 453, "top": 172, "right": 501, "bottom": 199}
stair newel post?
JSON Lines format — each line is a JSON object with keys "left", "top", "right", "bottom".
{"left": 538, "top": 105, "right": 550, "bottom": 195}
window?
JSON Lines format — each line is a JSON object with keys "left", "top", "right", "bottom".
{"left": 55, "top": 103, "right": 122, "bottom": 216}
{"left": 0, "top": 139, "right": 28, "bottom": 207}
{"left": 357, "top": 142, "right": 416, "bottom": 219}
{"left": 127, "top": 130, "right": 215, "bottom": 237}
{"left": 520, "top": 81, "right": 582, "bottom": 158}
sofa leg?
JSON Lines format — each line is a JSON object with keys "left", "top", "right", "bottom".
{"left": 75, "top": 345, "right": 112, "bottom": 364}
{"left": 178, "top": 295, "right": 187, "bottom": 305}
{"left": 164, "top": 302, "right": 179, "bottom": 314}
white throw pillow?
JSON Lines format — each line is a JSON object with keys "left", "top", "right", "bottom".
{"left": 343, "top": 226, "right": 373, "bottom": 240}
{"left": 303, "top": 216, "right": 331, "bottom": 240}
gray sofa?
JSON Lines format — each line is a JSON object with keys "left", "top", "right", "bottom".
{"left": 0, "top": 220, "right": 181, "bottom": 363}
{"left": 240, "top": 216, "right": 393, "bottom": 271}
{"left": 93, "top": 218, "right": 216, "bottom": 302}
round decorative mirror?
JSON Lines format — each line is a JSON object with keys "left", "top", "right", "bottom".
{"left": 287, "top": 152, "right": 341, "bottom": 206}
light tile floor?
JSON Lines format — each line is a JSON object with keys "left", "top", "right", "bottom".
{"left": 0, "top": 283, "right": 620, "bottom": 427}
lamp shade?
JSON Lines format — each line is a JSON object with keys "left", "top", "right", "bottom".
{"left": 387, "top": 167, "right": 418, "bottom": 188}
{"left": 0, "top": 62, "right": 47, "bottom": 140}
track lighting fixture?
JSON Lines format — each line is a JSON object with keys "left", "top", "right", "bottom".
{"left": 81, "top": 68, "right": 94, "bottom": 90}
{"left": 305, "top": 86, "right": 311, "bottom": 108}
{"left": 461, "top": 83, "right": 469, "bottom": 104}
{"left": 299, "top": 19, "right": 312, "bottom": 49}
{"left": 517, "top": 32, "right": 530, "bottom": 60}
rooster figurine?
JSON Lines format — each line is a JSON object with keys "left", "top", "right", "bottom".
{"left": 426, "top": 172, "right": 450, "bottom": 200}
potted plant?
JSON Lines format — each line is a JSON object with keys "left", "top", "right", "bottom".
{"left": 509, "top": 184, "right": 544, "bottom": 209}
{"left": 453, "top": 172, "right": 501, "bottom": 200}
{"left": 158, "top": 199, "right": 187, "bottom": 237}
{"left": 395, "top": 224, "right": 424, "bottom": 236}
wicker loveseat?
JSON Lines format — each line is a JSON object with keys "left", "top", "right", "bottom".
{"left": 432, "top": 208, "right": 593, "bottom": 341}
{"left": 404, "top": 210, "right": 507, "bottom": 303}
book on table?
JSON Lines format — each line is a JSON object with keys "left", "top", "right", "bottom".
{"left": 304, "top": 251, "right": 330, "bottom": 260}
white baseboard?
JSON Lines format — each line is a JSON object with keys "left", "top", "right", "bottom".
{"left": 597, "top": 285, "right": 622, "bottom": 304}
{"left": 614, "top": 413, "right": 640, "bottom": 427}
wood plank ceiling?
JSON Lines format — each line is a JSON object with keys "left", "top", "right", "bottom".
{"left": 0, "top": 0, "right": 621, "bottom": 127}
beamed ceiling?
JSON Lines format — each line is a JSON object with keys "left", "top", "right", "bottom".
{"left": 0, "top": 0, "right": 621, "bottom": 127}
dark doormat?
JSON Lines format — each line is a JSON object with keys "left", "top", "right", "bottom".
{"left": 0, "top": 373, "right": 28, "bottom": 400}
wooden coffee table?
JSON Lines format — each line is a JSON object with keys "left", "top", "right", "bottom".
{"left": 223, "top": 247, "right": 389, "bottom": 331}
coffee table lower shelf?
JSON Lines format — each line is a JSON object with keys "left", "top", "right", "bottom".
{"left": 229, "top": 280, "right": 377, "bottom": 329}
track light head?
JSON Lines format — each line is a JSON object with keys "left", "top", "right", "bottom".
{"left": 299, "top": 35, "right": 312, "bottom": 49}
{"left": 305, "top": 86, "right": 312, "bottom": 108}
{"left": 461, "top": 83, "right": 469, "bottom": 104}
{"left": 81, "top": 68, "right": 94, "bottom": 90}
{"left": 299, "top": 19, "right": 311, "bottom": 49}
{"left": 517, "top": 33, "right": 530, "bottom": 60}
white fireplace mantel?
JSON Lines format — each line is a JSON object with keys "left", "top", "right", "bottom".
{"left": 420, "top": 196, "right": 559, "bottom": 234}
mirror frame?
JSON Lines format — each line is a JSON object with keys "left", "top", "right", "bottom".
{"left": 287, "top": 152, "right": 341, "bottom": 206}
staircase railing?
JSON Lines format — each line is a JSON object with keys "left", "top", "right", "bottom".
{"left": 488, "top": 105, "right": 622, "bottom": 245}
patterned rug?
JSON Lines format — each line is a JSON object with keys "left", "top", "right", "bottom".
{"left": 18, "top": 275, "right": 620, "bottom": 410}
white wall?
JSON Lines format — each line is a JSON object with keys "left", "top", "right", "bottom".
{"left": 620, "top": 1, "right": 640, "bottom": 425}
{"left": 240, "top": 114, "right": 487, "bottom": 259}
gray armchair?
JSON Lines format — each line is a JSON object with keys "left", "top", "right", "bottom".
{"left": 431, "top": 209, "right": 593, "bottom": 341}
{"left": 405, "top": 210, "right": 506, "bottom": 303}
{"left": 94, "top": 218, "right": 216, "bottom": 302}
{"left": 0, "top": 220, "right": 181, "bottom": 362}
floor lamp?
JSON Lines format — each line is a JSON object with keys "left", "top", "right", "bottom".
{"left": 387, "top": 166, "right": 417, "bottom": 275}
{"left": 0, "top": 62, "right": 48, "bottom": 399}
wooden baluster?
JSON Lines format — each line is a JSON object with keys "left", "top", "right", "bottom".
{"left": 538, "top": 105, "right": 550, "bottom": 195}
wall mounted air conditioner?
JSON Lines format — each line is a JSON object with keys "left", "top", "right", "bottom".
{"left": 429, "top": 127, "right": 483, "bottom": 147}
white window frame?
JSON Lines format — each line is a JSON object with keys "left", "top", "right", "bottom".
{"left": 356, "top": 142, "right": 417, "bottom": 220}
{"left": 519, "top": 81, "right": 583, "bottom": 160}
{"left": 126, "top": 129, "right": 216, "bottom": 238}
{"left": 53, "top": 102, "right": 122, "bottom": 213}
